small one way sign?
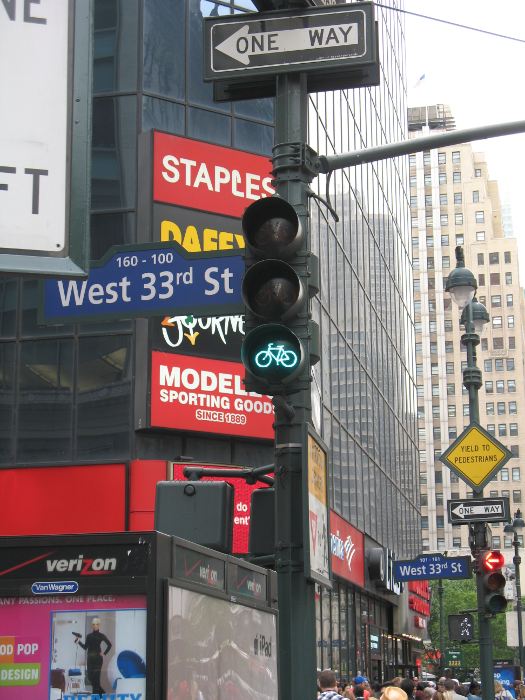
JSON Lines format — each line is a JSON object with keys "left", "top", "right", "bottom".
{"left": 440, "top": 421, "right": 512, "bottom": 492}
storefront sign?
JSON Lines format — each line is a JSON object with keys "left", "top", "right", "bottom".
{"left": 329, "top": 510, "right": 364, "bottom": 587}
{"left": 153, "top": 132, "right": 273, "bottom": 218}
{"left": 150, "top": 351, "right": 274, "bottom": 439}
{"left": 368, "top": 548, "right": 402, "bottom": 595}
{"left": 154, "top": 312, "right": 245, "bottom": 361}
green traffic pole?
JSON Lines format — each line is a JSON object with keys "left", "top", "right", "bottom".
{"left": 272, "top": 71, "right": 317, "bottom": 700}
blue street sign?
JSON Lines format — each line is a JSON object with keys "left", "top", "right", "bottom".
{"left": 41, "top": 243, "right": 245, "bottom": 323}
{"left": 393, "top": 553, "right": 471, "bottom": 582}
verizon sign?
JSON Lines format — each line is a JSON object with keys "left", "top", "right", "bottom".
{"left": 153, "top": 132, "right": 274, "bottom": 218}
{"left": 150, "top": 351, "right": 274, "bottom": 439}
{"left": 0, "top": 0, "right": 91, "bottom": 275}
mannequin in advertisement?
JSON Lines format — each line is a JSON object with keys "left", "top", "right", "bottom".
{"left": 74, "top": 617, "right": 112, "bottom": 695}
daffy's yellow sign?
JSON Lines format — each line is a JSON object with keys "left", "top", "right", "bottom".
{"left": 440, "top": 422, "right": 512, "bottom": 491}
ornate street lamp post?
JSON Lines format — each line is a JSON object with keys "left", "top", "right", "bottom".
{"left": 504, "top": 510, "right": 525, "bottom": 671}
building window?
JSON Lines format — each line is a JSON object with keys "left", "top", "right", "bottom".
{"left": 454, "top": 192, "right": 462, "bottom": 205}
{"left": 486, "top": 402, "right": 494, "bottom": 415}
{"left": 496, "top": 380, "right": 505, "bottom": 393}
{"left": 489, "top": 252, "right": 500, "bottom": 265}
{"left": 484, "top": 360, "right": 492, "bottom": 372}
{"left": 498, "top": 424, "right": 507, "bottom": 437}
{"left": 455, "top": 234, "right": 465, "bottom": 245}
{"left": 411, "top": 217, "right": 418, "bottom": 228}
{"left": 491, "top": 295, "right": 501, "bottom": 307}
{"left": 509, "top": 401, "right": 517, "bottom": 414}
{"left": 497, "top": 402, "right": 505, "bottom": 415}
{"left": 478, "top": 274, "right": 486, "bottom": 286}
{"left": 427, "top": 257, "right": 434, "bottom": 269}
{"left": 439, "top": 172, "right": 447, "bottom": 185}
{"left": 513, "top": 490, "right": 522, "bottom": 503}
{"left": 441, "top": 234, "right": 449, "bottom": 246}
{"left": 492, "top": 536, "right": 501, "bottom": 549}
{"left": 493, "top": 337, "right": 504, "bottom": 350}
{"left": 485, "top": 381, "right": 493, "bottom": 394}
{"left": 481, "top": 338, "right": 488, "bottom": 351}
{"left": 506, "top": 294, "right": 513, "bottom": 307}
{"left": 435, "top": 471, "right": 442, "bottom": 484}
{"left": 508, "top": 315, "right": 515, "bottom": 328}
{"left": 440, "top": 214, "right": 448, "bottom": 226}
{"left": 473, "top": 190, "right": 480, "bottom": 203}
{"left": 450, "top": 473, "right": 459, "bottom": 482}
{"left": 492, "top": 316, "right": 502, "bottom": 328}
{"left": 495, "top": 359, "right": 504, "bottom": 372}
{"left": 445, "top": 341, "right": 453, "bottom": 354}
{"left": 487, "top": 424, "right": 495, "bottom": 435}
{"left": 423, "top": 152, "right": 431, "bottom": 165}
{"left": 421, "top": 517, "right": 429, "bottom": 529}
{"left": 412, "top": 258, "right": 419, "bottom": 270}
{"left": 431, "top": 363, "right": 439, "bottom": 375}
{"left": 463, "top": 404, "right": 470, "bottom": 416}
{"left": 512, "top": 467, "right": 521, "bottom": 481}
{"left": 438, "top": 152, "right": 446, "bottom": 164}
{"left": 477, "top": 253, "right": 484, "bottom": 265}
{"left": 505, "top": 537, "right": 513, "bottom": 549}
{"left": 410, "top": 176, "right": 417, "bottom": 187}
{"left": 475, "top": 168, "right": 482, "bottom": 177}
{"left": 505, "top": 251, "right": 512, "bottom": 264}
{"left": 452, "top": 151, "right": 461, "bottom": 163}
{"left": 432, "top": 385, "right": 440, "bottom": 397}
{"left": 447, "top": 383, "right": 455, "bottom": 395}
{"left": 475, "top": 211, "right": 485, "bottom": 223}
{"left": 511, "top": 445, "right": 520, "bottom": 457}
{"left": 506, "top": 272, "right": 513, "bottom": 284}
{"left": 510, "top": 423, "right": 519, "bottom": 436}
{"left": 453, "top": 171, "right": 461, "bottom": 183}
{"left": 409, "top": 154, "right": 416, "bottom": 166}
{"left": 436, "top": 516, "right": 444, "bottom": 529}
{"left": 508, "top": 379, "right": 516, "bottom": 392}
{"left": 455, "top": 213, "right": 464, "bottom": 225}
{"left": 501, "top": 468, "right": 509, "bottom": 481}
{"left": 442, "top": 256, "right": 450, "bottom": 268}
{"left": 424, "top": 174, "right": 432, "bottom": 186}
{"left": 509, "top": 337, "right": 516, "bottom": 349}
{"left": 444, "top": 320, "right": 453, "bottom": 332}
{"left": 446, "top": 361, "right": 454, "bottom": 374}
{"left": 448, "top": 404, "right": 456, "bottom": 417}
{"left": 425, "top": 194, "right": 433, "bottom": 206}
{"left": 440, "top": 193, "right": 448, "bottom": 205}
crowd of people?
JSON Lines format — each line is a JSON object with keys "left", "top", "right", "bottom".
{"left": 316, "top": 671, "right": 525, "bottom": 700}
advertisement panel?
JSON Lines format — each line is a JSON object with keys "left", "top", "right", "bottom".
{"left": 169, "top": 463, "right": 271, "bottom": 554}
{"left": 306, "top": 431, "right": 330, "bottom": 585}
{"left": 153, "top": 133, "right": 273, "bottom": 218}
{"left": 329, "top": 510, "right": 365, "bottom": 587}
{"left": 150, "top": 351, "right": 274, "bottom": 440}
{"left": 0, "top": 594, "right": 147, "bottom": 700}
{"left": 166, "top": 584, "right": 277, "bottom": 700}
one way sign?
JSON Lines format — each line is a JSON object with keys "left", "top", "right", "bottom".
{"left": 204, "top": 3, "right": 379, "bottom": 97}
{"left": 448, "top": 497, "right": 510, "bottom": 524}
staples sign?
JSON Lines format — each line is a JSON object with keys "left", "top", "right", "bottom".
{"left": 150, "top": 351, "right": 274, "bottom": 439}
{"left": 153, "top": 132, "right": 274, "bottom": 218}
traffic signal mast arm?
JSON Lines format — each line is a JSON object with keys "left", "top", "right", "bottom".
{"left": 315, "top": 119, "right": 525, "bottom": 174}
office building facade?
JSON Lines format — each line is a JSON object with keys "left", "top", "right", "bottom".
{"left": 409, "top": 105, "right": 525, "bottom": 562}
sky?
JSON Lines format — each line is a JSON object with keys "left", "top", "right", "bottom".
{"left": 402, "top": 0, "right": 525, "bottom": 279}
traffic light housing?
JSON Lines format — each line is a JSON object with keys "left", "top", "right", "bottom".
{"left": 448, "top": 613, "right": 474, "bottom": 642}
{"left": 478, "top": 550, "right": 508, "bottom": 615}
{"left": 241, "top": 196, "right": 319, "bottom": 395}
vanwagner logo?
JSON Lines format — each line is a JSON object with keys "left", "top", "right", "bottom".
{"left": 46, "top": 555, "right": 118, "bottom": 576}
{"left": 32, "top": 581, "right": 79, "bottom": 594}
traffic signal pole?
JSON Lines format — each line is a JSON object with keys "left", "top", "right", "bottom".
{"left": 272, "top": 72, "right": 318, "bottom": 700}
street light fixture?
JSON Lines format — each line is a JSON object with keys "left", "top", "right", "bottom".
{"left": 504, "top": 510, "right": 525, "bottom": 671}
{"left": 445, "top": 246, "right": 493, "bottom": 697}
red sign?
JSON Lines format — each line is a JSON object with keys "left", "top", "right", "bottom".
{"left": 150, "top": 351, "right": 274, "bottom": 439}
{"left": 153, "top": 132, "right": 274, "bottom": 218}
{"left": 329, "top": 510, "right": 365, "bottom": 587}
{"left": 170, "top": 463, "right": 270, "bottom": 554}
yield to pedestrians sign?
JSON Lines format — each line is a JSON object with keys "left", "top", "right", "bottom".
{"left": 440, "top": 422, "right": 512, "bottom": 492}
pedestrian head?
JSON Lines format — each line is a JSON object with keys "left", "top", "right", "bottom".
{"left": 319, "top": 669, "right": 338, "bottom": 691}
{"left": 381, "top": 687, "right": 409, "bottom": 700}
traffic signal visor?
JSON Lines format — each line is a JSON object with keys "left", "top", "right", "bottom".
{"left": 242, "top": 196, "right": 303, "bottom": 260}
